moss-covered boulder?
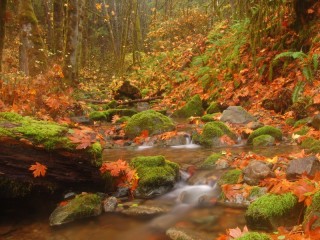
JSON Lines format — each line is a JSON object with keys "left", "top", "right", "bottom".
{"left": 193, "top": 121, "right": 237, "bottom": 147}
{"left": 89, "top": 109, "right": 137, "bottom": 121}
{"left": 245, "top": 193, "right": 302, "bottom": 230}
{"left": 125, "top": 110, "right": 175, "bottom": 138}
{"left": 130, "top": 155, "right": 180, "bottom": 198}
{"left": 301, "top": 137, "right": 320, "bottom": 153}
{"left": 49, "top": 193, "right": 102, "bottom": 226}
{"left": 201, "top": 113, "right": 219, "bottom": 122}
{"left": 218, "top": 169, "right": 242, "bottom": 185}
{"left": 200, "top": 153, "right": 223, "bottom": 169}
{"left": 236, "top": 232, "right": 271, "bottom": 240}
{"left": 247, "top": 126, "right": 282, "bottom": 145}
{"left": 172, "top": 94, "right": 204, "bottom": 118}
{"left": 252, "top": 135, "right": 275, "bottom": 147}
{"left": 206, "top": 101, "right": 221, "bottom": 114}
{"left": 0, "top": 112, "right": 69, "bottom": 150}
{"left": 303, "top": 191, "right": 320, "bottom": 230}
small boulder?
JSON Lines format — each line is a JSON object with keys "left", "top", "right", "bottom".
{"left": 243, "top": 161, "right": 272, "bottom": 185}
{"left": 252, "top": 135, "right": 275, "bottom": 147}
{"left": 311, "top": 114, "right": 320, "bottom": 130}
{"left": 130, "top": 156, "right": 180, "bottom": 198}
{"left": 114, "top": 80, "right": 142, "bottom": 100}
{"left": 206, "top": 102, "right": 221, "bottom": 114}
{"left": 245, "top": 193, "right": 303, "bottom": 231}
{"left": 286, "top": 156, "right": 320, "bottom": 180}
{"left": 172, "top": 95, "right": 204, "bottom": 118}
{"left": 121, "top": 205, "right": 168, "bottom": 217}
{"left": 220, "top": 106, "right": 255, "bottom": 124}
{"left": 49, "top": 193, "right": 102, "bottom": 226}
{"left": 200, "top": 153, "right": 223, "bottom": 169}
{"left": 247, "top": 126, "right": 282, "bottom": 145}
{"left": 125, "top": 110, "right": 175, "bottom": 138}
{"left": 103, "top": 196, "right": 118, "bottom": 212}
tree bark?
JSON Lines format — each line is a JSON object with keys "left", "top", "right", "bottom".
{"left": 0, "top": 0, "right": 7, "bottom": 72}
{"left": 19, "top": 0, "right": 47, "bottom": 76}
{"left": 53, "top": 0, "right": 64, "bottom": 58}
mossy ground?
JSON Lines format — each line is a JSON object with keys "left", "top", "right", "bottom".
{"left": 201, "top": 113, "right": 219, "bottom": 122}
{"left": 200, "top": 153, "right": 223, "bottom": 169}
{"left": 0, "top": 112, "right": 69, "bottom": 150}
{"left": 125, "top": 110, "right": 175, "bottom": 138}
{"left": 130, "top": 155, "right": 179, "bottom": 191}
{"left": 301, "top": 137, "right": 320, "bottom": 153}
{"left": 218, "top": 169, "right": 242, "bottom": 185}
{"left": 172, "top": 94, "right": 204, "bottom": 118}
{"left": 247, "top": 126, "right": 282, "bottom": 145}
{"left": 89, "top": 109, "right": 137, "bottom": 121}
{"left": 237, "top": 232, "right": 271, "bottom": 240}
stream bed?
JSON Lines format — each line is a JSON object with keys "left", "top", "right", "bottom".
{"left": 0, "top": 144, "right": 300, "bottom": 240}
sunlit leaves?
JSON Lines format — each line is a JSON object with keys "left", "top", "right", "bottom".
{"left": 68, "top": 127, "right": 98, "bottom": 149}
{"left": 29, "top": 162, "right": 47, "bottom": 177}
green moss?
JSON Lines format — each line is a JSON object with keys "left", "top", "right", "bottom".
{"left": 218, "top": 169, "right": 242, "bottom": 185}
{"left": 206, "top": 102, "right": 221, "bottom": 114}
{"left": 172, "top": 94, "right": 204, "bottom": 118}
{"left": 285, "top": 118, "right": 295, "bottom": 126}
{"left": 89, "top": 142, "right": 102, "bottom": 166}
{"left": 247, "top": 126, "right": 282, "bottom": 144}
{"left": 125, "top": 110, "right": 175, "bottom": 138}
{"left": 89, "top": 111, "right": 108, "bottom": 121}
{"left": 294, "top": 117, "right": 311, "bottom": 128}
{"left": 115, "top": 116, "right": 131, "bottom": 124}
{"left": 304, "top": 191, "right": 320, "bottom": 229}
{"left": 294, "top": 126, "right": 310, "bottom": 136}
{"left": 301, "top": 137, "right": 320, "bottom": 153}
{"left": 0, "top": 112, "right": 69, "bottom": 150}
{"left": 252, "top": 135, "right": 275, "bottom": 147}
{"left": 67, "top": 193, "right": 101, "bottom": 214}
{"left": 236, "top": 232, "right": 271, "bottom": 240}
{"left": 130, "top": 156, "right": 179, "bottom": 191}
{"left": 246, "top": 193, "right": 297, "bottom": 219}
{"left": 200, "top": 153, "right": 223, "bottom": 169}
{"left": 249, "top": 187, "right": 263, "bottom": 198}
{"left": 89, "top": 109, "right": 137, "bottom": 121}
{"left": 201, "top": 113, "right": 218, "bottom": 122}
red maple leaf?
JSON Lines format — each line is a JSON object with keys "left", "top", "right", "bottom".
{"left": 29, "top": 162, "right": 47, "bottom": 177}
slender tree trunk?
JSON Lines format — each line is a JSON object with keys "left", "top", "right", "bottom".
{"left": 63, "top": 0, "right": 80, "bottom": 84}
{"left": 0, "top": 0, "right": 7, "bottom": 72}
{"left": 53, "top": 0, "right": 64, "bottom": 58}
{"left": 19, "top": 0, "right": 47, "bottom": 76}
{"left": 132, "top": 0, "right": 143, "bottom": 66}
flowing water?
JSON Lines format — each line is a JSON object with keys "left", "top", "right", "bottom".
{"left": 0, "top": 142, "right": 300, "bottom": 240}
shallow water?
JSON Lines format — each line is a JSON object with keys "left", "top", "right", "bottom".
{"left": 1, "top": 144, "right": 300, "bottom": 240}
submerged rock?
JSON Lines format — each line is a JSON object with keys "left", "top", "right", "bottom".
{"left": 49, "top": 193, "right": 102, "bottom": 226}
{"left": 220, "top": 106, "right": 255, "bottom": 124}
{"left": 121, "top": 205, "right": 168, "bottom": 217}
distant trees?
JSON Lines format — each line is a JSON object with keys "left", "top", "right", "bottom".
{"left": 0, "top": 0, "right": 7, "bottom": 72}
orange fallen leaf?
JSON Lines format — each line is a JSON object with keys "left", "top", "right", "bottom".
{"left": 29, "top": 162, "right": 47, "bottom": 177}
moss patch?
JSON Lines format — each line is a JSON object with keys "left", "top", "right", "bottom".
{"left": 206, "top": 101, "right": 220, "bottom": 114}
{"left": 89, "top": 109, "right": 137, "bottom": 121}
{"left": 247, "top": 126, "right": 282, "bottom": 145}
{"left": 125, "top": 110, "right": 175, "bottom": 138}
{"left": 200, "top": 153, "right": 223, "bottom": 169}
{"left": 252, "top": 135, "right": 275, "bottom": 147}
{"left": 172, "top": 94, "right": 204, "bottom": 118}
{"left": 201, "top": 113, "right": 218, "bottom": 122}
{"left": 237, "top": 232, "right": 271, "bottom": 240}
{"left": 218, "top": 169, "right": 242, "bottom": 185}
{"left": 301, "top": 137, "right": 320, "bottom": 153}
{"left": 130, "top": 156, "right": 179, "bottom": 194}
{"left": 0, "top": 112, "right": 69, "bottom": 150}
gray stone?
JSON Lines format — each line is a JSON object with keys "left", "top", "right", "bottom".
{"left": 103, "top": 196, "right": 118, "bottom": 212}
{"left": 286, "top": 156, "right": 320, "bottom": 179}
{"left": 215, "top": 159, "right": 230, "bottom": 170}
{"left": 243, "top": 161, "right": 272, "bottom": 185}
{"left": 220, "top": 106, "right": 255, "bottom": 124}
{"left": 311, "top": 114, "right": 320, "bottom": 130}
{"left": 121, "top": 205, "right": 168, "bottom": 217}
{"left": 49, "top": 193, "right": 102, "bottom": 226}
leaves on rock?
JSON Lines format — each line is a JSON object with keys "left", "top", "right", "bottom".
{"left": 29, "top": 162, "right": 47, "bottom": 177}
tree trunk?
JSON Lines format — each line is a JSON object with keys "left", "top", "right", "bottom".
{"left": 132, "top": 0, "right": 143, "bottom": 66}
{"left": 0, "top": 0, "right": 7, "bottom": 72}
{"left": 63, "top": 0, "right": 80, "bottom": 84}
{"left": 19, "top": 0, "right": 47, "bottom": 76}
{"left": 53, "top": 0, "right": 64, "bottom": 58}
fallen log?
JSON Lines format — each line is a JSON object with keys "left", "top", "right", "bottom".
{"left": 85, "top": 96, "right": 163, "bottom": 105}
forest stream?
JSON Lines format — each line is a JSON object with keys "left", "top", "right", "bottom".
{"left": 0, "top": 143, "right": 300, "bottom": 240}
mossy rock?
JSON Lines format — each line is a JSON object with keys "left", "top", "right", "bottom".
{"left": 294, "top": 126, "right": 310, "bottom": 136}
{"left": 201, "top": 113, "right": 219, "bottom": 122}
{"left": 0, "top": 176, "right": 33, "bottom": 198}
{"left": 247, "top": 126, "right": 282, "bottom": 145}
{"left": 130, "top": 156, "right": 179, "bottom": 197}
{"left": 172, "top": 94, "right": 204, "bottom": 118}
{"left": 200, "top": 153, "right": 223, "bottom": 169}
{"left": 49, "top": 193, "right": 102, "bottom": 226}
{"left": 206, "top": 101, "right": 221, "bottom": 114}
{"left": 89, "top": 109, "right": 137, "bottom": 121}
{"left": 193, "top": 121, "right": 237, "bottom": 147}
{"left": 303, "top": 191, "right": 320, "bottom": 230}
{"left": 301, "top": 137, "right": 320, "bottom": 153}
{"left": 218, "top": 169, "right": 242, "bottom": 185}
{"left": 245, "top": 193, "right": 302, "bottom": 230}
{"left": 0, "top": 112, "right": 69, "bottom": 150}
{"left": 252, "top": 135, "right": 275, "bottom": 147}
{"left": 293, "top": 117, "right": 311, "bottom": 128}
{"left": 125, "top": 110, "right": 175, "bottom": 138}
{"left": 236, "top": 232, "right": 271, "bottom": 240}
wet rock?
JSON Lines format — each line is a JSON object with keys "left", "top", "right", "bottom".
{"left": 220, "top": 106, "right": 255, "bottom": 124}
{"left": 125, "top": 110, "right": 175, "bottom": 138}
{"left": 215, "top": 159, "right": 230, "bottom": 170}
{"left": 311, "top": 114, "right": 320, "bottom": 130}
{"left": 157, "top": 132, "right": 190, "bottom": 146}
{"left": 49, "top": 193, "right": 102, "bottom": 226}
{"left": 243, "top": 161, "right": 272, "bottom": 186}
{"left": 121, "top": 205, "right": 168, "bottom": 217}
{"left": 103, "top": 196, "right": 118, "bottom": 212}
{"left": 172, "top": 95, "right": 204, "bottom": 118}
{"left": 245, "top": 193, "right": 303, "bottom": 231}
{"left": 252, "top": 135, "right": 275, "bottom": 147}
{"left": 130, "top": 156, "right": 180, "bottom": 198}
{"left": 166, "top": 227, "right": 210, "bottom": 240}
{"left": 286, "top": 155, "right": 320, "bottom": 180}
{"left": 112, "top": 187, "right": 129, "bottom": 198}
